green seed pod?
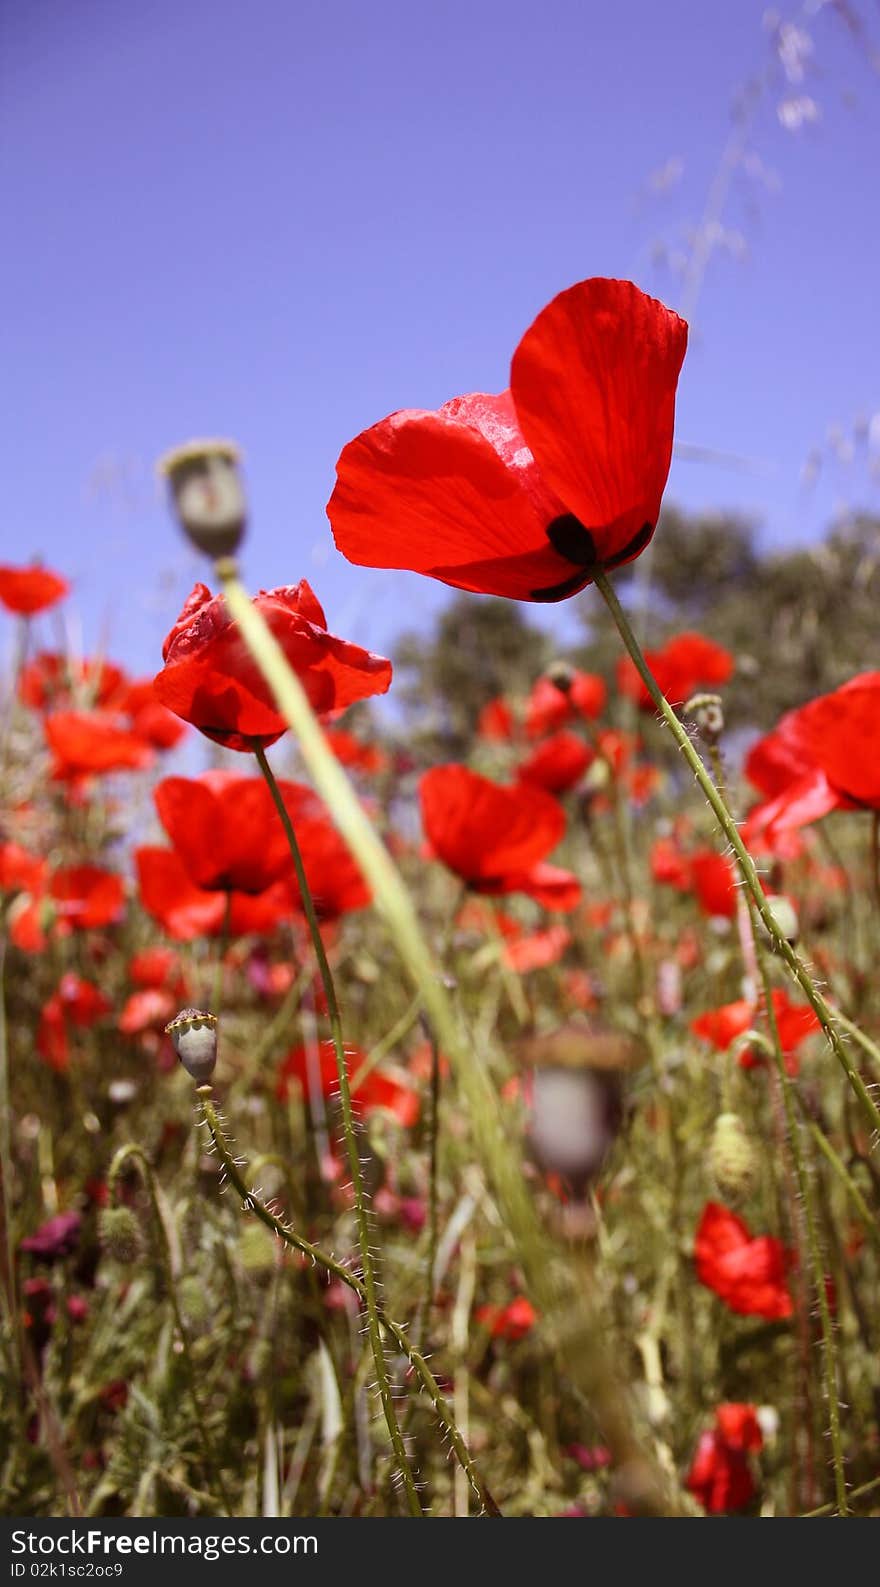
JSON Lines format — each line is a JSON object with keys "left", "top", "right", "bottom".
{"left": 708, "top": 1112, "right": 758, "bottom": 1205}
{"left": 177, "top": 1275, "right": 210, "bottom": 1328}
{"left": 166, "top": 1008, "right": 218, "bottom": 1083}
{"left": 157, "top": 439, "right": 246, "bottom": 558}
{"left": 760, "top": 894, "right": 800, "bottom": 947}
{"left": 99, "top": 1206, "right": 144, "bottom": 1265}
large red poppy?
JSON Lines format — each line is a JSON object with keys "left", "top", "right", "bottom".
{"left": 135, "top": 847, "right": 292, "bottom": 940}
{"left": 420, "top": 764, "right": 580, "bottom": 909}
{"left": 782, "top": 672, "right": 880, "bottom": 809}
{"left": 328, "top": 279, "right": 687, "bottom": 602}
{"left": 0, "top": 564, "right": 69, "bottom": 616}
{"left": 155, "top": 580, "right": 392, "bottom": 751}
{"left": 694, "top": 1202, "right": 793, "bottom": 1320}
{"left": 743, "top": 709, "right": 848, "bottom": 847}
{"left": 154, "top": 772, "right": 320, "bottom": 894}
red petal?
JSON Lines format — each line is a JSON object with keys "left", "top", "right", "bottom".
{"left": 511, "top": 279, "right": 687, "bottom": 566}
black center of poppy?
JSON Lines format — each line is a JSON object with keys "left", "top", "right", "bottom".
{"left": 531, "top": 517, "right": 654, "bottom": 602}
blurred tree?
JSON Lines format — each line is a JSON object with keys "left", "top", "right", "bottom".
{"left": 394, "top": 594, "right": 550, "bottom": 759}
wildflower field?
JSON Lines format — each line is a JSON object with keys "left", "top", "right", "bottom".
{"left": 2, "top": 269, "right": 880, "bottom": 1523}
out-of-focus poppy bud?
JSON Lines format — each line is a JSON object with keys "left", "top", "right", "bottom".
{"left": 516, "top": 1021, "right": 646, "bottom": 1199}
{"left": 708, "top": 1112, "right": 758, "bottom": 1205}
{"left": 158, "top": 440, "right": 247, "bottom": 558}
{"left": 684, "top": 692, "right": 724, "bottom": 742}
{"left": 165, "top": 1007, "right": 219, "bottom": 1083}
{"left": 759, "top": 894, "right": 799, "bottom": 948}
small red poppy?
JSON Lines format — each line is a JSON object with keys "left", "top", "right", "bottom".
{"left": 276, "top": 1041, "right": 419, "bottom": 1128}
{"left": 476, "top": 696, "right": 515, "bottom": 742}
{"left": 328, "top": 279, "right": 687, "bottom": 602}
{"left": 420, "top": 764, "right": 580, "bottom": 910}
{"left": 19, "top": 653, "right": 127, "bottom": 712}
{"left": 525, "top": 671, "right": 606, "bottom": 737}
{"left": 694, "top": 1202, "right": 793, "bottom": 1321}
{"left": 0, "top": 564, "right": 69, "bottom": 616}
{"left": 617, "top": 632, "right": 733, "bottom": 710}
{"left": 45, "top": 711, "right": 153, "bottom": 779}
{"left": 474, "top": 1296, "right": 537, "bottom": 1341}
{"left": 155, "top": 580, "right": 392, "bottom": 751}
{"left": 517, "top": 731, "right": 593, "bottom": 794}
{"left": 37, "top": 974, "right": 110, "bottom": 1072}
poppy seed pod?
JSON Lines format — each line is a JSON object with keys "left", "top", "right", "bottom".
{"left": 166, "top": 1007, "right": 218, "bottom": 1083}
{"left": 708, "top": 1112, "right": 758, "bottom": 1205}
{"left": 158, "top": 440, "right": 247, "bottom": 558}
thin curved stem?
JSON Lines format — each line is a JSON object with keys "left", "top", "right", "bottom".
{"left": 198, "top": 1090, "right": 500, "bottom": 1516}
{"left": 593, "top": 568, "right": 880, "bottom": 1144}
{"left": 107, "top": 1144, "right": 234, "bottom": 1514}
{"left": 253, "top": 743, "right": 422, "bottom": 1517}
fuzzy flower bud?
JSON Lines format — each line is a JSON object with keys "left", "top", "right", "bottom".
{"left": 165, "top": 1008, "right": 218, "bottom": 1083}
{"left": 708, "top": 1112, "right": 758, "bottom": 1205}
{"left": 99, "top": 1206, "right": 144, "bottom": 1265}
{"left": 157, "top": 439, "right": 246, "bottom": 558}
{"left": 684, "top": 692, "right": 724, "bottom": 742}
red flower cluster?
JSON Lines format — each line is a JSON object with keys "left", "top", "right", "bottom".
{"left": 420, "top": 765, "right": 581, "bottom": 910}
{"left": 651, "top": 839, "right": 738, "bottom": 919}
{"left": 692, "top": 990, "right": 820, "bottom": 1074}
{"left": 155, "top": 580, "right": 391, "bottom": 751}
{"left": 695, "top": 1202, "right": 793, "bottom": 1320}
{"left": 328, "top": 278, "right": 687, "bottom": 602}
{"left": 687, "top": 1404, "right": 763, "bottom": 1514}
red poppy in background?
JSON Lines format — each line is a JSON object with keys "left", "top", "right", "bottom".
{"left": 689, "top": 849, "right": 737, "bottom": 919}
{"left": 687, "top": 1404, "right": 763, "bottom": 1514}
{"left": 19, "top": 653, "right": 127, "bottom": 712}
{"left": 292, "top": 812, "right": 372, "bottom": 919}
{"left": 155, "top": 773, "right": 317, "bottom": 894}
{"left": 420, "top": 765, "right": 581, "bottom": 910}
{"left": 692, "top": 991, "right": 820, "bottom": 1073}
{"left": 37, "top": 974, "right": 110, "bottom": 1072}
{"left": 474, "top": 1296, "right": 538, "bottom": 1341}
{"left": 617, "top": 632, "right": 733, "bottom": 710}
{"left": 502, "top": 924, "right": 571, "bottom": 973}
{"left": 155, "top": 580, "right": 392, "bottom": 751}
{"left": 476, "top": 696, "right": 515, "bottom": 741}
{"left": 525, "top": 671, "right": 607, "bottom": 737}
{"left": 136, "top": 847, "right": 292, "bottom": 941}
{"left": 0, "top": 842, "right": 47, "bottom": 896}
{"left": 650, "top": 837, "right": 692, "bottom": 892}
{"left": 517, "top": 731, "right": 593, "bottom": 794}
{"left": 743, "top": 710, "right": 847, "bottom": 847}
{"left": 11, "top": 864, "right": 125, "bottom": 953}
{"left": 781, "top": 672, "right": 880, "bottom": 809}
{"left": 322, "top": 727, "right": 386, "bottom": 775}
{"left": 45, "top": 712, "right": 153, "bottom": 779}
{"left": 328, "top": 279, "right": 687, "bottom": 603}
{"left": 116, "top": 678, "right": 187, "bottom": 750}
{"left": 695, "top": 1202, "right": 793, "bottom": 1320}
{"left": 119, "top": 947, "right": 189, "bottom": 1036}
{"left": 276, "top": 1041, "right": 419, "bottom": 1128}
{"left": 0, "top": 564, "right": 69, "bottom": 616}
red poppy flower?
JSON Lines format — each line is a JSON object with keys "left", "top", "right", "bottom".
{"left": 687, "top": 1429, "right": 756, "bottom": 1514}
{"left": 19, "top": 653, "right": 127, "bottom": 712}
{"left": 779, "top": 672, "right": 880, "bottom": 809}
{"left": 689, "top": 849, "right": 737, "bottom": 919}
{"left": 715, "top": 1403, "right": 763, "bottom": 1453}
{"left": 744, "top": 710, "right": 848, "bottom": 847}
{"left": 420, "top": 765, "right": 580, "bottom": 910}
{"left": 517, "top": 731, "right": 593, "bottom": 794}
{"left": 37, "top": 974, "right": 110, "bottom": 1072}
{"left": 502, "top": 924, "right": 571, "bottom": 973}
{"left": 155, "top": 580, "right": 392, "bottom": 751}
{"left": 694, "top": 1202, "right": 793, "bottom": 1320}
{"left": 477, "top": 696, "right": 515, "bottom": 741}
{"left": 135, "top": 847, "right": 292, "bottom": 941}
{"left": 0, "top": 842, "right": 47, "bottom": 896}
{"left": 322, "top": 727, "right": 386, "bottom": 775}
{"left": 617, "top": 632, "right": 733, "bottom": 710}
{"left": 154, "top": 772, "right": 315, "bottom": 894}
{"left": 45, "top": 711, "right": 153, "bottom": 779}
{"left": 128, "top": 946, "right": 188, "bottom": 994}
{"left": 474, "top": 1296, "right": 538, "bottom": 1341}
{"left": 119, "top": 987, "right": 178, "bottom": 1036}
{"left": 328, "top": 279, "right": 687, "bottom": 603}
{"left": 525, "top": 671, "right": 606, "bottom": 737}
{"left": 0, "top": 564, "right": 69, "bottom": 616}
{"left": 10, "top": 864, "right": 125, "bottom": 953}
{"left": 691, "top": 999, "right": 755, "bottom": 1052}
{"left": 692, "top": 991, "right": 819, "bottom": 1074}
{"left": 276, "top": 1041, "right": 419, "bottom": 1128}
{"left": 292, "top": 813, "right": 372, "bottom": 919}
{"left": 115, "top": 678, "right": 188, "bottom": 750}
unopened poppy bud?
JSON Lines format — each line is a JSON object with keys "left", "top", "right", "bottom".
{"left": 157, "top": 439, "right": 246, "bottom": 558}
{"left": 684, "top": 692, "right": 724, "bottom": 742}
{"left": 99, "top": 1206, "right": 144, "bottom": 1265}
{"left": 177, "top": 1275, "right": 210, "bottom": 1328}
{"left": 546, "top": 659, "right": 575, "bottom": 694}
{"left": 759, "top": 894, "right": 799, "bottom": 947}
{"left": 708, "top": 1112, "right": 757, "bottom": 1204}
{"left": 165, "top": 1008, "right": 218, "bottom": 1083}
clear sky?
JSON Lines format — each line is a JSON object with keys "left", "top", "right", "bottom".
{"left": 2, "top": 0, "right": 878, "bottom": 676}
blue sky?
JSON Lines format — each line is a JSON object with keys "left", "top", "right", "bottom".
{"left": 2, "top": 0, "right": 878, "bottom": 676}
